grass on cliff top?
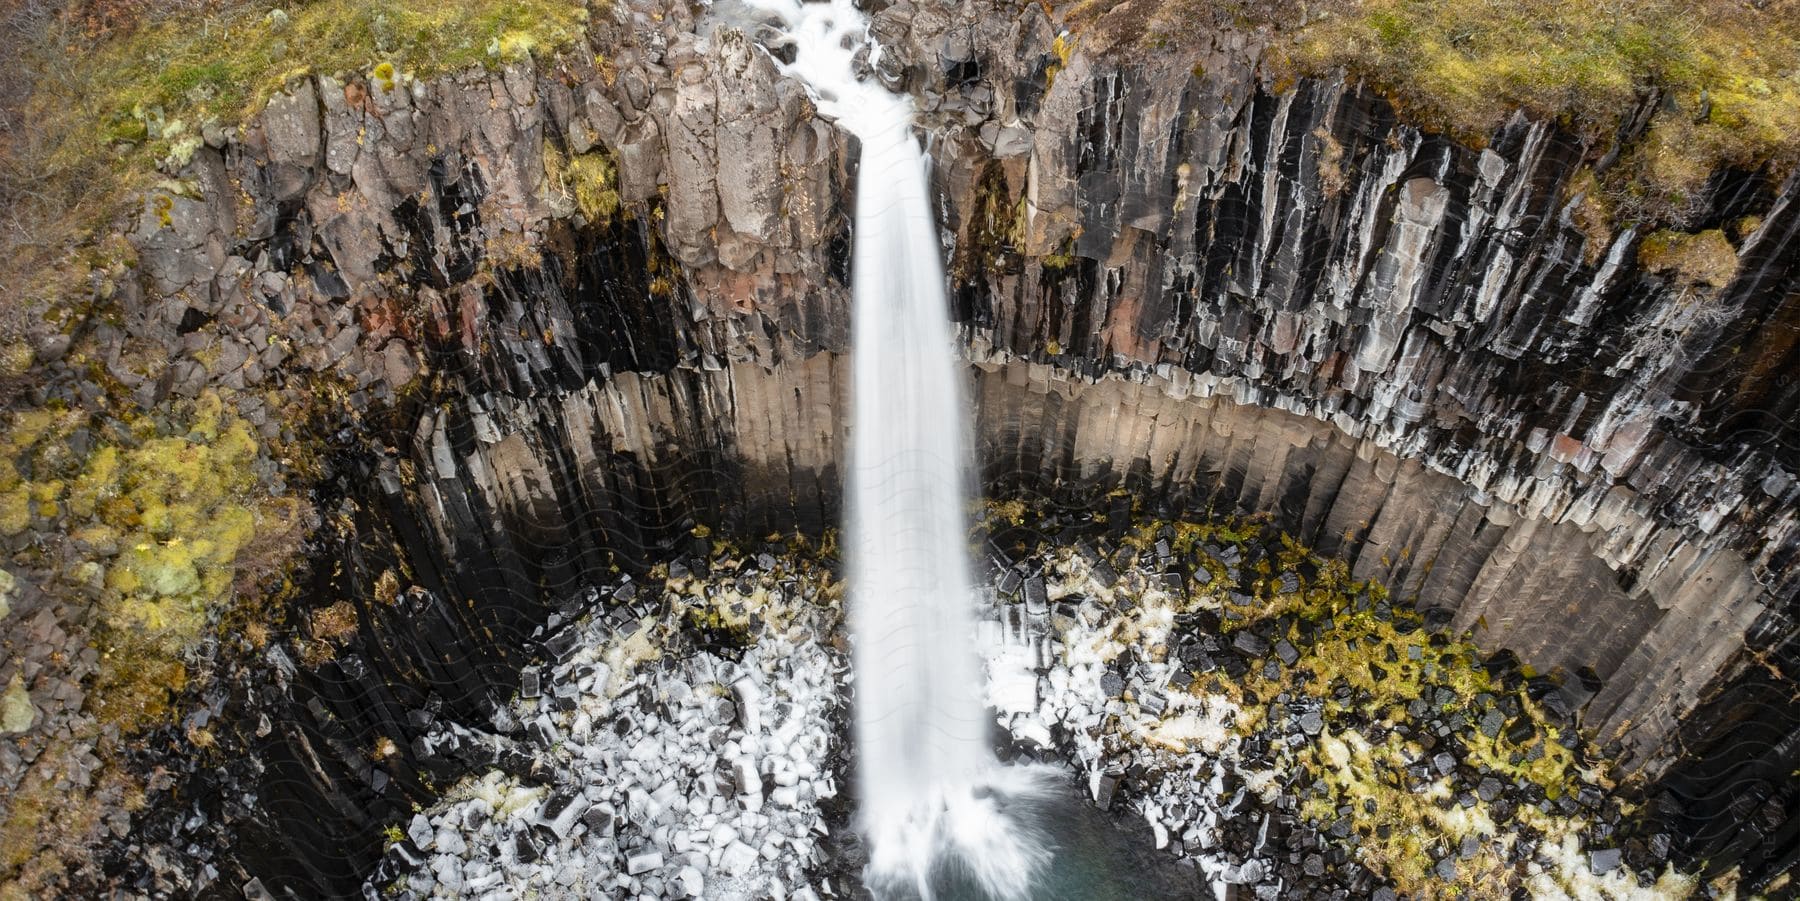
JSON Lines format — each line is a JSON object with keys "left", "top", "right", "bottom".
{"left": 1283, "top": 0, "right": 1800, "bottom": 211}
{"left": 1066, "top": 0, "right": 1800, "bottom": 223}
{"left": 47, "top": 0, "right": 593, "bottom": 168}
{"left": 0, "top": 0, "right": 594, "bottom": 367}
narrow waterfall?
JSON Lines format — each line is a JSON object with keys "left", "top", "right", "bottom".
{"left": 744, "top": 1, "right": 1057, "bottom": 897}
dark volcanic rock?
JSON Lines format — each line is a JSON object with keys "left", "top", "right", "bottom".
{"left": 1233, "top": 631, "right": 1272, "bottom": 657}
{"left": 1589, "top": 847, "right": 1622, "bottom": 875}
{"left": 77, "top": 0, "right": 1800, "bottom": 895}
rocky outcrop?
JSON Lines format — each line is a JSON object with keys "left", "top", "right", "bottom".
{"left": 40, "top": 0, "right": 1793, "bottom": 894}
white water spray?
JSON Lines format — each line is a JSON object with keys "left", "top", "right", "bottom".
{"left": 740, "top": 2, "right": 1058, "bottom": 898}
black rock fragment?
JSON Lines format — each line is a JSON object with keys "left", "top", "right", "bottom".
{"left": 1589, "top": 847, "right": 1621, "bottom": 875}
{"left": 1233, "top": 631, "right": 1271, "bottom": 657}
{"left": 1478, "top": 777, "right": 1503, "bottom": 803}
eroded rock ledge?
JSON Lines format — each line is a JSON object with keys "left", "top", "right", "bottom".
{"left": 10, "top": 0, "right": 1795, "bottom": 895}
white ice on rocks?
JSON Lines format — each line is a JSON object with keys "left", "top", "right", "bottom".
{"left": 376, "top": 569, "right": 844, "bottom": 901}
{"left": 977, "top": 547, "right": 1238, "bottom": 899}
{"left": 973, "top": 543, "right": 1697, "bottom": 901}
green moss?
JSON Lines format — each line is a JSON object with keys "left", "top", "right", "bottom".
{"left": 1637, "top": 228, "right": 1741, "bottom": 288}
{"left": 0, "top": 489, "right": 31, "bottom": 536}
{"left": 541, "top": 141, "right": 621, "bottom": 223}
{"left": 568, "top": 153, "right": 620, "bottom": 222}
{"left": 1047, "top": 32, "right": 1074, "bottom": 89}
{"left": 0, "top": 390, "right": 306, "bottom": 731}
{"left": 1195, "top": 527, "right": 1598, "bottom": 896}
{"left": 49, "top": 0, "right": 593, "bottom": 171}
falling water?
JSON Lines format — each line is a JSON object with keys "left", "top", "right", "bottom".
{"left": 740, "top": 1, "right": 1059, "bottom": 898}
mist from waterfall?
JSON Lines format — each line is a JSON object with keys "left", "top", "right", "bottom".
{"left": 739, "top": 1, "right": 1058, "bottom": 898}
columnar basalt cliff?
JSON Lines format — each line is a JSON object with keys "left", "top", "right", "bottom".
{"left": 1, "top": 0, "right": 1796, "bottom": 896}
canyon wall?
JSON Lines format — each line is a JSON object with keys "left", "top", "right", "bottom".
{"left": 66, "top": 0, "right": 1797, "bottom": 893}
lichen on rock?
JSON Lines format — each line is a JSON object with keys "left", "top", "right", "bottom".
{"left": 0, "top": 674, "right": 34, "bottom": 734}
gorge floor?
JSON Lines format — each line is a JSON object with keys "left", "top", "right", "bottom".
{"left": 369, "top": 510, "right": 1701, "bottom": 901}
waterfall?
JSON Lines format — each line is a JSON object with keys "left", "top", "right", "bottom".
{"left": 741, "top": 1, "right": 1058, "bottom": 898}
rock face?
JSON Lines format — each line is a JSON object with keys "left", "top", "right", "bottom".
{"left": 84, "top": 0, "right": 1797, "bottom": 895}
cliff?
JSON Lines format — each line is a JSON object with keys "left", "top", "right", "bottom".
{"left": 0, "top": 0, "right": 1795, "bottom": 895}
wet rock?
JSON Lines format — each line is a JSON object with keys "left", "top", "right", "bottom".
{"left": 1233, "top": 631, "right": 1271, "bottom": 657}
{"left": 1432, "top": 752, "right": 1456, "bottom": 776}
{"left": 514, "top": 830, "right": 542, "bottom": 864}
{"left": 1093, "top": 768, "right": 1122, "bottom": 809}
{"left": 1024, "top": 575, "right": 1048, "bottom": 613}
{"left": 1274, "top": 640, "right": 1299, "bottom": 666}
{"left": 1477, "top": 777, "right": 1503, "bottom": 803}
{"left": 1179, "top": 643, "right": 1218, "bottom": 673}
{"left": 1090, "top": 559, "right": 1118, "bottom": 586}
{"left": 997, "top": 567, "right": 1023, "bottom": 596}
{"left": 1421, "top": 607, "right": 1455, "bottom": 634}
{"left": 1479, "top": 709, "right": 1504, "bottom": 739}
{"left": 1589, "top": 847, "right": 1622, "bottom": 875}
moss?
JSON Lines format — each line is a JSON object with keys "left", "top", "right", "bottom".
{"left": 1637, "top": 228, "right": 1741, "bottom": 288}
{"left": 0, "top": 489, "right": 31, "bottom": 536}
{"left": 1563, "top": 167, "right": 1616, "bottom": 263}
{"left": 0, "top": 390, "right": 306, "bottom": 733}
{"left": 1046, "top": 32, "right": 1074, "bottom": 89}
{"left": 1206, "top": 529, "right": 1596, "bottom": 896}
{"left": 1313, "top": 127, "right": 1349, "bottom": 198}
{"left": 374, "top": 569, "right": 402, "bottom": 606}
{"left": 954, "top": 164, "right": 1026, "bottom": 278}
{"left": 45, "top": 0, "right": 593, "bottom": 174}
{"left": 372, "top": 61, "right": 399, "bottom": 93}
{"left": 571, "top": 155, "right": 620, "bottom": 222}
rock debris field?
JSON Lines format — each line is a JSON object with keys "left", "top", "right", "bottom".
{"left": 369, "top": 542, "right": 850, "bottom": 901}
{"left": 370, "top": 511, "right": 1701, "bottom": 900}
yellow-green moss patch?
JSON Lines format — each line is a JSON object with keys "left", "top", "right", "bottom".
{"left": 1637, "top": 228, "right": 1741, "bottom": 289}
{"left": 0, "top": 390, "right": 306, "bottom": 730}
{"left": 543, "top": 141, "right": 621, "bottom": 223}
